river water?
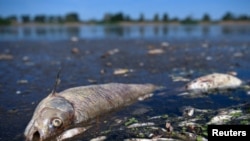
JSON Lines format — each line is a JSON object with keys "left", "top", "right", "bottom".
{"left": 0, "top": 24, "right": 250, "bottom": 42}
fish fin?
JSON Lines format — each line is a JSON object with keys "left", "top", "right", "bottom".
{"left": 177, "top": 92, "right": 190, "bottom": 96}
{"left": 51, "top": 68, "right": 63, "bottom": 95}
{"left": 227, "top": 71, "right": 237, "bottom": 76}
{"left": 138, "top": 93, "right": 154, "bottom": 101}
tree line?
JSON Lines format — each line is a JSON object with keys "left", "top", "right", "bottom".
{"left": 0, "top": 12, "right": 249, "bottom": 25}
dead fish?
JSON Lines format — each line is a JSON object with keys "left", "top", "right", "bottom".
{"left": 24, "top": 83, "right": 159, "bottom": 141}
{"left": 127, "top": 122, "right": 155, "bottom": 128}
{"left": 184, "top": 73, "right": 243, "bottom": 93}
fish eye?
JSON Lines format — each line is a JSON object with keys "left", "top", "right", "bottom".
{"left": 52, "top": 118, "right": 63, "bottom": 128}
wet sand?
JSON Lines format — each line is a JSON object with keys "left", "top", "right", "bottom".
{"left": 0, "top": 38, "right": 250, "bottom": 140}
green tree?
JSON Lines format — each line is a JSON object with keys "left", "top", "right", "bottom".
{"left": 6, "top": 15, "right": 18, "bottom": 24}
{"left": 222, "top": 12, "right": 234, "bottom": 21}
{"left": 139, "top": 13, "right": 144, "bottom": 22}
{"left": 111, "top": 12, "right": 124, "bottom": 22}
{"left": 34, "top": 15, "right": 46, "bottom": 23}
{"left": 65, "top": 12, "right": 79, "bottom": 23}
{"left": 21, "top": 15, "right": 30, "bottom": 23}
{"left": 0, "top": 17, "right": 11, "bottom": 25}
{"left": 48, "top": 16, "right": 56, "bottom": 23}
{"left": 153, "top": 13, "right": 159, "bottom": 22}
{"left": 162, "top": 13, "right": 169, "bottom": 22}
{"left": 103, "top": 12, "right": 124, "bottom": 23}
{"left": 171, "top": 17, "right": 179, "bottom": 22}
{"left": 181, "top": 16, "right": 197, "bottom": 24}
{"left": 237, "top": 15, "right": 249, "bottom": 21}
{"left": 124, "top": 15, "right": 131, "bottom": 22}
{"left": 202, "top": 13, "right": 210, "bottom": 22}
{"left": 56, "top": 16, "right": 64, "bottom": 23}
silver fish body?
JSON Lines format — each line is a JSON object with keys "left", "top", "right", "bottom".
{"left": 24, "top": 83, "right": 158, "bottom": 141}
{"left": 185, "top": 73, "right": 243, "bottom": 93}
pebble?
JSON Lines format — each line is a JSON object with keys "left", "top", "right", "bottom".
{"left": 113, "top": 68, "right": 130, "bottom": 75}
{"left": 233, "top": 52, "right": 243, "bottom": 57}
{"left": 16, "top": 91, "right": 21, "bottom": 95}
{"left": 70, "top": 36, "right": 79, "bottom": 42}
{"left": 71, "top": 47, "right": 80, "bottom": 54}
{"left": 17, "top": 79, "right": 28, "bottom": 84}
{"left": 247, "top": 91, "right": 250, "bottom": 95}
{"left": 205, "top": 56, "right": 212, "bottom": 61}
{"left": 201, "top": 43, "right": 209, "bottom": 48}
{"left": 0, "top": 54, "right": 13, "bottom": 60}
{"left": 148, "top": 49, "right": 164, "bottom": 55}
{"left": 22, "top": 56, "right": 29, "bottom": 61}
{"left": 161, "top": 42, "right": 169, "bottom": 47}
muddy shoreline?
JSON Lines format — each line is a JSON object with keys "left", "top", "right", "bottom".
{"left": 0, "top": 38, "right": 250, "bottom": 141}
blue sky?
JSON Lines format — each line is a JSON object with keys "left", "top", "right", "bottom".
{"left": 0, "top": 0, "right": 249, "bottom": 20}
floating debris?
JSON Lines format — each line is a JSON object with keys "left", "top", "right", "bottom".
{"left": 207, "top": 109, "right": 242, "bottom": 125}
{"left": 161, "top": 42, "right": 169, "bottom": 47}
{"left": 205, "top": 56, "right": 212, "bottom": 61}
{"left": 139, "top": 62, "right": 144, "bottom": 67}
{"left": 113, "top": 68, "right": 133, "bottom": 75}
{"left": 90, "top": 136, "right": 107, "bottom": 141}
{"left": 105, "top": 62, "right": 112, "bottom": 67}
{"left": 87, "top": 79, "right": 97, "bottom": 84}
{"left": 22, "top": 56, "right": 29, "bottom": 61}
{"left": 16, "top": 90, "right": 21, "bottom": 95}
{"left": 101, "top": 48, "right": 119, "bottom": 58}
{"left": 70, "top": 36, "right": 79, "bottom": 42}
{"left": 71, "top": 47, "right": 80, "bottom": 54}
{"left": 247, "top": 91, "right": 250, "bottom": 95}
{"left": 114, "top": 68, "right": 129, "bottom": 75}
{"left": 233, "top": 52, "right": 243, "bottom": 57}
{"left": 169, "top": 75, "right": 190, "bottom": 82}
{"left": 201, "top": 43, "right": 209, "bottom": 48}
{"left": 8, "top": 108, "right": 18, "bottom": 114}
{"left": 148, "top": 49, "right": 164, "bottom": 55}
{"left": 100, "top": 69, "right": 105, "bottom": 74}
{"left": 17, "top": 79, "right": 28, "bottom": 84}
{"left": 0, "top": 54, "right": 13, "bottom": 60}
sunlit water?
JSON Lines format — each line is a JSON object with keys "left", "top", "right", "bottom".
{"left": 0, "top": 24, "right": 250, "bottom": 41}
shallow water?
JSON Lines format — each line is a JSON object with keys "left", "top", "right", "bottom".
{"left": 0, "top": 24, "right": 250, "bottom": 141}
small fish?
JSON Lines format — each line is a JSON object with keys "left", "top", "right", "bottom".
{"left": 24, "top": 83, "right": 159, "bottom": 141}
{"left": 184, "top": 73, "right": 243, "bottom": 93}
{"left": 127, "top": 122, "right": 155, "bottom": 128}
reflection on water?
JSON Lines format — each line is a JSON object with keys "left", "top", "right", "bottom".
{"left": 0, "top": 24, "right": 250, "bottom": 41}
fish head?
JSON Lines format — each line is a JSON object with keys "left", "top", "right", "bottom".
{"left": 24, "top": 95, "right": 75, "bottom": 141}
{"left": 184, "top": 78, "right": 210, "bottom": 93}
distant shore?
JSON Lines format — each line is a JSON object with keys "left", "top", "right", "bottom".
{"left": 2, "top": 21, "right": 250, "bottom": 27}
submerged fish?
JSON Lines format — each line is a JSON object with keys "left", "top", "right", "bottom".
{"left": 184, "top": 73, "right": 243, "bottom": 94}
{"left": 24, "top": 83, "right": 159, "bottom": 141}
